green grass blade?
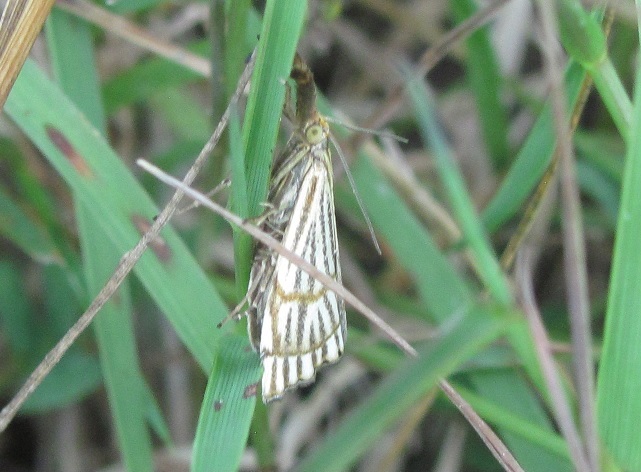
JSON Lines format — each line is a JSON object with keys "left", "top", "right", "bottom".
{"left": 481, "top": 62, "right": 587, "bottom": 232}
{"left": 0, "top": 186, "right": 61, "bottom": 264}
{"left": 5, "top": 59, "right": 223, "bottom": 371}
{"left": 596, "top": 44, "right": 641, "bottom": 471}
{"left": 241, "top": 0, "right": 307, "bottom": 215}
{"left": 223, "top": 0, "right": 253, "bottom": 100}
{"left": 455, "top": 380, "right": 571, "bottom": 464}
{"left": 589, "top": 57, "right": 632, "bottom": 139}
{"left": 452, "top": 0, "right": 510, "bottom": 170}
{"left": 79, "top": 209, "right": 155, "bottom": 471}
{"left": 229, "top": 105, "right": 252, "bottom": 299}
{"left": 229, "top": 105, "right": 249, "bottom": 218}
{"left": 469, "top": 371, "right": 573, "bottom": 471}
{"left": 233, "top": 0, "right": 307, "bottom": 293}
{"left": 46, "top": 9, "right": 106, "bottom": 129}
{"left": 345, "top": 156, "right": 473, "bottom": 322}
{"left": 192, "top": 335, "right": 261, "bottom": 472}
{"left": 557, "top": 3, "right": 631, "bottom": 138}
{"left": 46, "top": 11, "right": 155, "bottom": 470}
{"left": 406, "top": 70, "right": 512, "bottom": 306}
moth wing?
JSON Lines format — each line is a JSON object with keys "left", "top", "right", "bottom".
{"left": 260, "top": 158, "right": 346, "bottom": 402}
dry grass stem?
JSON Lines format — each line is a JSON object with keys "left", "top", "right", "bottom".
{"left": 0, "top": 0, "right": 56, "bottom": 108}
{"left": 57, "top": 0, "right": 210, "bottom": 76}
{"left": 535, "top": 2, "right": 598, "bottom": 469}
{"left": 515, "top": 247, "right": 590, "bottom": 472}
{"left": 438, "top": 380, "right": 525, "bottom": 472}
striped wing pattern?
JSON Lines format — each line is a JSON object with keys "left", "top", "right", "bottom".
{"left": 259, "top": 152, "right": 346, "bottom": 401}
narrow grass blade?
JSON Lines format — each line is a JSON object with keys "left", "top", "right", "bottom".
{"left": 452, "top": 0, "right": 510, "bottom": 170}
{"left": 192, "top": 335, "right": 261, "bottom": 472}
{"left": 596, "top": 46, "right": 641, "bottom": 471}
{"left": 0, "top": 187, "right": 61, "bottom": 264}
{"left": 79, "top": 207, "right": 155, "bottom": 471}
{"left": 405, "top": 69, "right": 512, "bottom": 306}
{"left": 47, "top": 11, "right": 155, "bottom": 470}
{"left": 481, "top": 62, "right": 587, "bottom": 232}
{"left": 234, "top": 0, "right": 307, "bottom": 291}
{"left": 345, "top": 156, "right": 473, "bottom": 322}
{"left": 454, "top": 382, "right": 571, "bottom": 461}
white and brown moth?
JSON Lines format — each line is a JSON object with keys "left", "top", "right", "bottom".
{"left": 242, "top": 54, "right": 346, "bottom": 402}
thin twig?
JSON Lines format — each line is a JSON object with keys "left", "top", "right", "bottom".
{"left": 0, "top": 52, "right": 255, "bottom": 433}
{"left": 535, "top": 2, "right": 597, "bottom": 471}
{"left": 137, "top": 159, "right": 418, "bottom": 358}
{"left": 439, "top": 380, "right": 525, "bottom": 472}
{"left": 515, "top": 248, "right": 590, "bottom": 472}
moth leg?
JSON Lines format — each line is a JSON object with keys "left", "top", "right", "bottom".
{"left": 216, "top": 246, "right": 274, "bottom": 329}
{"left": 216, "top": 294, "right": 249, "bottom": 328}
{"left": 283, "top": 80, "right": 296, "bottom": 123}
{"left": 217, "top": 269, "right": 262, "bottom": 328}
{"left": 245, "top": 201, "right": 277, "bottom": 227}
{"left": 246, "top": 306, "right": 262, "bottom": 352}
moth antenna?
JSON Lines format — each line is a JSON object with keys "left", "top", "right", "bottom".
{"left": 324, "top": 116, "right": 408, "bottom": 144}
{"left": 330, "top": 133, "right": 382, "bottom": 255}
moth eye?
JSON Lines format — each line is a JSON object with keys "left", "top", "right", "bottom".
{"left": 305, "top": 124, "right": 324, "bottom": 144}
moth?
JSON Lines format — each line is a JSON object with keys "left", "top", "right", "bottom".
{"left": 243, "top": 54, "right": 346, "bottom": 402}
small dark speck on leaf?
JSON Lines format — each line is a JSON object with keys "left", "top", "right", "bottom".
{"left": 243, "top": 383, "right": 258, "bottom": 399}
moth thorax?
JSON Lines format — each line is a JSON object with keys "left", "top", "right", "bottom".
{"left": 304, "top": 122, "right": 327, "bottom": 145}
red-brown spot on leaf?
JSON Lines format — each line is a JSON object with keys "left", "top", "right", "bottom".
{"left": 213, "top": 400, "right": 223, "bottom": 412}
{"left": 131, "top": 214, "right": 172, "bottom": 262}
{"left": 243, "top": 383, "right": 258, "bottom": 399}
{"left": 46, "top": 125, "right": 93, "bottom": 177}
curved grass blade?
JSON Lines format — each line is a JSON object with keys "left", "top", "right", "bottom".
{"left": 5, "top": 58, "right": 224, "bottom": 379}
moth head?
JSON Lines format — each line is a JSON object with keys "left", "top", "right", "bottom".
{"left": 304, "top": 119, "right": 328, "bottom": 145}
